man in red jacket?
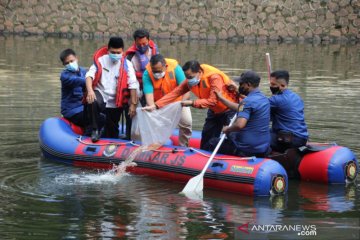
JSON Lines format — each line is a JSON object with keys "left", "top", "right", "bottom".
{"left": 123, "top": 29, "right": 159, "bottom": 139}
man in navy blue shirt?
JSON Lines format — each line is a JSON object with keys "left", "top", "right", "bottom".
{"left": 269, "top": 70, "right": 309, "bottom": 152}
{"left": 207, "top": 71, "right": 270, "bottom": 157}
{"left": 59, "top": 49, "right": 87, "bottom": 127}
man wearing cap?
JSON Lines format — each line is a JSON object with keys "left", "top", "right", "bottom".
{"left": 209, "top": 70, "right": 271, "bottom": 157}
{"left": 269, "top": 70, "right": 308, "bottom": 152}
{"left": 85, "top": 37, "right": 139, "bottom": 142}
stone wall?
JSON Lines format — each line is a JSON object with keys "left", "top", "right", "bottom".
{"left": 1, "top": 0, "right": 360, "bottom": 43}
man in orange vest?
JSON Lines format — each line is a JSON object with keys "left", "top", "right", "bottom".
{"left": 143, "top": 60, "right": 237, "bottom": 150}
{"left": 142, "top": 54, "right": 192, "bottom": 146}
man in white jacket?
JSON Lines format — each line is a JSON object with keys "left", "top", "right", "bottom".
{"left": 85, "top": 37, "right": 139, "bottom": 142}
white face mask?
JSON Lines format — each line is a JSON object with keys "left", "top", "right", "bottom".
{"left": 153, "top": 72, "right": 165, "bottom": 80}
{"left": 109, "top": 53, "right": 122, "bottom": 63}
{"left": 65, "top": 61, "right": 79, "bottom": 72}
{"left": 188, "top": 76, "right": 200, "bottom": 87}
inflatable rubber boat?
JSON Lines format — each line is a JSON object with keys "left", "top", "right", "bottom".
{"left": 39, "top": 117, "right": 288, "bottom": 196}
{"left": 171, "top": 130, "right": 358, "bottom": 184}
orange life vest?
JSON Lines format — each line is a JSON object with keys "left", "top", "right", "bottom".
{"left": 190, "top": 64, "right": 237, "bottom": 114}
{"left": 146, "top": 58, "right": 182, "bottom": 102}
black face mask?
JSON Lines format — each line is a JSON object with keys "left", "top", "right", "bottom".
{"left": 270, "top": 86, "right": 281, "bottom": 95}
{"left": 238, "top": 86, "right": 249, "bottom": 96}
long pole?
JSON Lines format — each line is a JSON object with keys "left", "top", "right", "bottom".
{"left": 181, "top": 114, "right": 238, "bottom": 195}
{"left": 266, "top": 52, "right": 272, "bottom": 82}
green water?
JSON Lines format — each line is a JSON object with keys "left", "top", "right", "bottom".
{"left": 0, "top": 35, "right": 359, "bottom": 239}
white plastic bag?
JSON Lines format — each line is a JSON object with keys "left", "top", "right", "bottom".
{"left": 130, "top": 109, "right": 141, "bottom": 142}
{"left": 134, "top": 102, "right": 182, "bottom": 146}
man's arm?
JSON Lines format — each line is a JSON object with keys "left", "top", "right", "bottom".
{"left": 214, "top": 91, "right": 239, "bottom": 111}
{"left": 126, "top": 60, "right": 139, "bottom": 118}
{"left": 223, "top": 100, "right": 251, "bottom": 133}
{"left": 223, "top": 117, "right": 248, "bottom": 134}
{"left": 142, "top": 70, "right": 156, "bottom": 106}
{"left": 142, "top": 81, "right": 190, "bottom": 111}
{"left": 191, "top": 74, "right": 222, "bottom": 108}
{"left": 85, "top": 76, "right": 96, "bottom": 103}
{"left": 156, "top": 81, "right": 190, "bottom": 108}
{"left": 173, "top": 65, "right": 191, "bottom": 101}
{"left": 60, "top": 71, "right": 86, "bottom": 87}
{"left": 85, "top": 64, "right": 97, "bottom": 103}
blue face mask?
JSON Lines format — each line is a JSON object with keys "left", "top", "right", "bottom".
{"left": 137, "top": 45, "right": 148, "bottom": 54}
{"left": 188, "top": 76, "right": 200, "bottom": 87}
{"left": 65, "top": 61, "right": 79, "bottom": 72}
{"left": 109, "top": 53, "right": 122, "bottom": 63}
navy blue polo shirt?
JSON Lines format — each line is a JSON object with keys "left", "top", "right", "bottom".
{"left": 269, "top": 89, "right": 308, "bottom": 139}
{"left": 228, "top": 88, "right": 270, "bottom": 155}
{"left": 60, "top": 67, "right": 87, "bottom": 118}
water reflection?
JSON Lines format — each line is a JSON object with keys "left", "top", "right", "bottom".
{"left": 0, "top": 35, "right": 359, "bottom": 238}
{"left": 37, "top": 163, "right": 289, "bottom": 239}
{"left": 299, "top": 182, "right": 356, "bottom": 213}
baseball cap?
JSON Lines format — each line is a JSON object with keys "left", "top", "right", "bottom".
{"left": 234, "top": 70, "right": 260, "bottom": 84}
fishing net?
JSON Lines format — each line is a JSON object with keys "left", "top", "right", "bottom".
{"left": 131, "top": 102, "right": 183, "bottom": 146}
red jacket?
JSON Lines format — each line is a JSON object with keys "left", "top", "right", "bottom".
{"left": 125, "top": 40, "right": 158, "bottom": 88}
{"left": 91, "top": 46, "right": 130, "bottom": 108}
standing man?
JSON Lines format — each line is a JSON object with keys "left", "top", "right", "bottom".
{"left": 123, "top": 28, "right": 159, "bottom": 139}
{"left": 143, "top": 60, "right": 237, "bottom": 150}
{"left": 85, "top": 37, "right": 139, "bottom": 143}
{"left": 210, "top": 71, "right": 271, "bottom": 157}
{"left": 125, "top": 28, "right": 159, "bottom": 90}
{"left": 269, "top": 70, "right": 308, "bottom": 152}
{"left": 142, "top": 54, "right": 192, "bottom": 146}
{"left": 59, "top": 48, "right": 88, "bottom": 128}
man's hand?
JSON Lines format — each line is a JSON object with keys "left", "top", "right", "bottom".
{"left": 215, "top": 90, "right": 224, "bottom": 100}
{"left": 142, "top": 104, "right": 156, "bottom": 112}
{"left": 86, "top": 90, "right": 96, "bottom": 104}
{"left": 181, "top": 100, "right": 193, "bottom": 107}
{"left": 227, "top": 82, "right": 238, "bottom": 93}
{"left": 129, "top": 104, "right": 137, "bottom": 118}
{"left": 222, "top": 126, "right": 231, "bottom": 134}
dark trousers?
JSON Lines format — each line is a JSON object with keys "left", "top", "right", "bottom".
{"left": 206, "top": 137, "right": 268, "bottom": 157}
{"left": 66, "top": 111, "right": 87, "bottom": 128}
{"left": 119, "top": 105, "right": 131, "bottom": 140}
{"left": 270, "top": 131, "right": 307, "bottom": 153}
{"left": 86, "top": 90, "right": 121, "bottom": 139}
{"left": 201, "top": 109, "right": 236, "bottom": 150}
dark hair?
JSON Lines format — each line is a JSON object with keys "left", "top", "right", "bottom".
{"left": 133, "top": 28, "right": 150, "bottom": 40}
{"left": 238, "top": 70, "right": 261, "bottom": 87}
{"left": 150, "top": 54, "right": 166, "bottom": 66}
{"left": 59, "top": 48, "right": 76, "bottom": 64}
{"left": 182, "top": 60, "right": 202, "bottom": 73}
{"left": 270, "top": 70, "right": 289, "bottom": 84}
{"left": 108, "top": 37, "right": 124, "bottom": 49}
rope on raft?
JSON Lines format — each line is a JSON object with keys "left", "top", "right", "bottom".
{"left": 189, "top": 147, "right": 255, "bottom": 161}
{"left": 76, "top": 136, "right": 255, "bottom": 161}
